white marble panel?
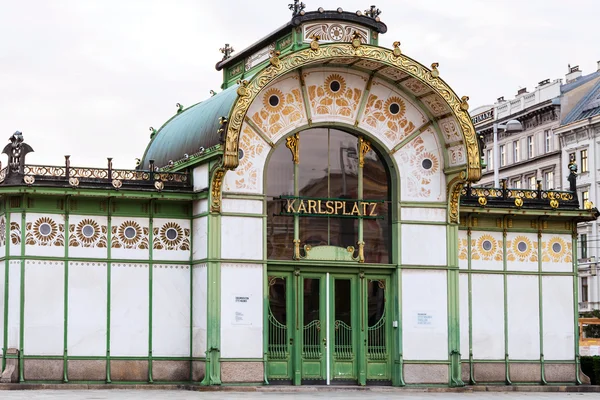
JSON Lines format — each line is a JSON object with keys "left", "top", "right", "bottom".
{"left": 9, "top": 213, "right": 21, "bottom": 257}
{"left": 401, "top": 207, "right": 446, "bottom": 222}
{"left": 68, "top": 215, "right": 108, "bottom": 259}
{"left": 193, "top": 199, "right": 208, "bottom": 216}
{"left": 506, "top": 232, "right": 539, "bottom": 272}
{"left": 220, "top": 264, "right": 263, "bottom": 358}
{"left": 7, "top": 260, "right": 20, "bottom": 348}
{"left": 221, "top": 216, "right": 263, "bottom": 260}
{"left": 0, "top": 215, "right": 6, "bottom": 256}
{"left": 402, "top": 269, "right": 448, "bottom": 360}
{"left": 153, "top": 218, "right": 191, "bottom": 262}
{"left": 471, "top": 274, "right": 504, "bottom": 359}
{"left": 470, "top": 231, "right": 504, "bottom": 271}
{"left": 23, "top": 260, "right": 64, "bottom": 355}
{"left": 192, "top": 217, "right": 207, "bottom": 262}
{"left": 110, "top": 217, "right": 150, "bottom": 260}
{"left": 110, "top": 263, "right": 149, "bottom": 356}
{"left": 401, "top": 224, "right": 447, "bottom": 266}
{"left": 458, "top": 230, "right": 468, "bottom": 270}
{"left": 541, "top": 234, "right": 573, "bottom": 272}
{"left": 24, "top": 213, "right": 65, "bottom": 258}
{"left": 542, "top": 276, "right": 574, "bottom": 360}
{"left": 68, "top": 262, "right": 107, "bottom": 356}
{"left": 222, "top": 199, "right": 263, "bottom": 215}
{"left": 153, "top": 264, "right": 190, "bottom": 357}
{"left": 192, "top": 264, "right": 207, "bottom": 357}
{"left": 507, "top": 275, "right": 539, "bottom": 360}
{"left": 193, "top": 164, "right": 209, "bottom": 192}
{"left": 459, "top": 273, "right": 469, "bottom": 359}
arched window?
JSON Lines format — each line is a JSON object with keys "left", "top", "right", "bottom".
{"left": 266, "top": 128, "right": 391, "bottom": 263}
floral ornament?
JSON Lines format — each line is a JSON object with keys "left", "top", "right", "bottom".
{"left": 69, "top": 218, "right": 107, "bottom": 248}
{"left": 153, "top": 222, "right": 191, "bottom": 251}
{"left": 543, "top": 236, "right": 571, "bottom": 263}
{"left": 251, "top": 80, "right": 305, "bottom": 138}
{"left": 398, "top": 136, "right": 440, "bottom": 198}
{"left": 0, "top": 217, "right": 5, "bottom": 246}
{"left": 458, "top": 238, "right": 468, "bottom": 261}
{"left": 111, "top": 220, "right": 149, "bottom": 250}
{"left": 471, "top": 234, "right": 502, "bottom": 262}
{"left": 308, "top": 73, "right": 362, "bottom": 118}
{"left": 25, "top": 217, "right": 65, "bottom": 247}
{"left": 10, "top": 222, "right": 20, "bottom": 245}
{"left": 231, "top": 125, "right": 269, "bottom": 192}
{"left": 362, "top": 93, "right": 415, "bottom": 145}
{"left": 507, "top": 235, "right": 538, "bottom": 262}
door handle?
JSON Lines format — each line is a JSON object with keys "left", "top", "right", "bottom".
{"left": 289, "top": 337, "right": 294, "bottom": 345}
{"left": 323, "top": 337, "right": 327, "bottom": 347}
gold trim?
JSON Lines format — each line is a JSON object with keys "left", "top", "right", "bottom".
{"left": 447, "top": 172, "right": 466, "bottom": 224}
{"left": 210, "top": 167, "right": 225, "bottom": 213}
{"left": 285, "top": 133, "right": 300, "bottom": 164}
{"left": 222, "top": 43, "right": 480, "bottom": 181}
{"left": 358, "top": 136, "right": 371, "bottom": 168}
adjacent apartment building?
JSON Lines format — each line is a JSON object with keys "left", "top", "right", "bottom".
{"left": 472, "top": 63, "right": 600, "bottom": 312}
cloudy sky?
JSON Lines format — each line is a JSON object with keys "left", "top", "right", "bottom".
{"left": 0, "top": 0, "right": 598, "bottom": 168}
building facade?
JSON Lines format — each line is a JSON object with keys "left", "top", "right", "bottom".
{"left": 0, "top": 5, "right": 595, "bottom": 387}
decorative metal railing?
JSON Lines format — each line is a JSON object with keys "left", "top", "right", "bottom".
{"left": 267, "top": 307, "right": 288, "bottom": 360}
{"left": 334, "top": 320, "right": 353, "bottom": 360}
{"left": 460, "top": 180, "right": 579, "bottom": 210}
{"left": 303, "top": 320, "right": 321, "bottom": 359}
{"left": 367, "top": 309, "right": 387, "bottom": 360}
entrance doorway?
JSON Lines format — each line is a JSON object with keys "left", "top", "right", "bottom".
{"left": 267, "top": 271, "right": 392, "bottom": 385}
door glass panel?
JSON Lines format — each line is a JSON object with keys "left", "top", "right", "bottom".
{"left": 367, "top": 280, "right": 386, "bottom": 360}
{"left": 334, "top": 279, "right": 352, "bottom": 359}
{"left": 268, "top": 276, "right": 287, "bottom": 359}
{"left": 303, "top": 278, "right": 321, "bottom": 360}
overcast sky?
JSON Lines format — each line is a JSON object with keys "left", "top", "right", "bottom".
{"left": 0, "top": 0, "right": 598, "bottom": 168}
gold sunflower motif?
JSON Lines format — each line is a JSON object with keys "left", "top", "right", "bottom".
{"left": 159, "top": 222, "right": 184, "bottom": 250}
{"left": 512, "top": 236, "right": 532, "bottom": 260}
{"left": 418, "top": 152, "right": 439, "bottom": 176}
{"left": 324, "top": 74, "right": 347, "bottom": 98}
{"left": 76, "top": 219, "right": 100, "bottom": 245}
{"left": 118, "top": 220, "right": 142, "bottom": 247}
{"left": 262, "top": 88, "right": 285, "bottom": 113}
{"left": 477, "top": 234, "right": 497, "bottom": 260}
{"left": 383, "top": 96, "right": 406, "bottom": 120}
{"left": 33, "top": 217, "right": 58, "bottom": 244}
{"left": 546, "top": 237, "right": 567, "bottom": 262}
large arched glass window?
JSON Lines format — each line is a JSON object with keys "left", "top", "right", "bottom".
{"left": 266, "top": 128, "right": 391, "bottom": 263}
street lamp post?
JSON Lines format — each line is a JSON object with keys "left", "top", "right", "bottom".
{"left": 492, "top": 119, "right": 524, "bottom": 187}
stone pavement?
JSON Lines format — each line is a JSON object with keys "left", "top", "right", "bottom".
{"left": 1, "top": 389, "right": 600, "bottom": 399}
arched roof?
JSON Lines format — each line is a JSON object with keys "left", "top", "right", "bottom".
{"left": 141, "top": 84, "right": 238, "bottom": 168}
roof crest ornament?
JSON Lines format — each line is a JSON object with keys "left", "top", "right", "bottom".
{"left": 220, "top": 43, "right": 235, "bottom": 61}
{"left": 2, "top": 131, "right": 34, "bottom": 174}
{"left": 289, "top": 0, "right": 306, "bottom": 16}
{"left": 364, "top": 5, "right": 382, "bottom": 20}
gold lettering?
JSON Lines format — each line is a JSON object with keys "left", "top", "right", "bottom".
{"left": 286, "top": 198, "right": 296, "bottom": 213}
{"left": 343, "top": 201, "right": 352, "bottom": 215}
{"left": 307, "top": 200, "right": 317, "bottom": 214}
{"left": 317, "top": 200, "right": 323, "bottom": 214}
{"left": 334, "top": 201, "right": 344, "bottom": 215}
{"left": 362, "top": 202, "right": 368, "bottom": 216}
{"left": 369, "top": 203, "right": 378, "bottom": 216}
{"left": 297, "top": 200, "right": 307, "bottom": 213}
{"left": 326, "top": 201, "right": 335, "bottom": 214}
{"left": 351, "top": 201, "right": 360, "bottom": 215}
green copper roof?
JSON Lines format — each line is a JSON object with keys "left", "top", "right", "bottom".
{"left": 141, "top": 84, "right": 239, "bottom": 168}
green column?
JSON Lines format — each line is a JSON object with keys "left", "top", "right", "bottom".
{"left": 63, "top": 196, "right": 70, "bottom": 382}
{"left": 447, "top": 224, "right": 464, "bottom": 387}
{"left": 148, "top": 199, "right": 154, "bottom": 383}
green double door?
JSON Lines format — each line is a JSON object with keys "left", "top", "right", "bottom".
{"left": 267, "top": 271, "right": 391, "bottom": 385}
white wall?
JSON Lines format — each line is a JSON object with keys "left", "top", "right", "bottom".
{"left": 471, "top": 274, "right": 504, "bottom": 359}
{"left": 192, "top": 264, "right": 207, "bottom": 358}
{"left": 542, "top": 276, "right": 574, "bottom": 360}
{"left": 507, "top": 275, "right": 539, "bottom": 359}
{"left": 401, "top": 225, "right": 447, "bottom": 266}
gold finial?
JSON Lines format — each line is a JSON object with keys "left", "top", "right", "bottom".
{"left": 478, "top": 196, "right": 487, "bottom": 206}
{"left": 392, "top": 41, "right": 401, "bottom": 57}
{"left": 585, "top": 200, "right": 594, "bottom": 210}
{"left": 310, "top": 35, "right": 320, "bottom": 51}
{"left": 285, "top": 133, "right": 300, "bottom": 164}
{"left": 236, "top": 79, "right": 249, "bottom": 96}
{"left": 352, "top": 31, "right": 362, "bottom": 48}
{"left": 431, "top": 62, "right": 440, "bottom": 78}
{"left": 460, "top": 96, "right": 469, "bottom": 111}
{"left": 269, "top": 50, "right": 281, "bottom": 67}
{"left": 514, "top": 197, "right": 523, "bottom": 208}
{"left": 550, "top": 199, "right": 559, "bottom": 209}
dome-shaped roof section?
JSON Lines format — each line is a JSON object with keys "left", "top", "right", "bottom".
{"left": 141, "top": 84, "right": 239, "bottom": 169}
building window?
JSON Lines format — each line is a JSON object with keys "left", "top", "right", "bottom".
{"left": 582, "top": 190, "right": 589, "bottom": 208}
{"left": 513, "top": 140, "right": 519, "bottom": 163}
{"left": 581, "top": 233, "right": 588, "bottom": 259}
{"left": 512, "top": 179, "right": 521, "bottom": 189}
{"left": 545, "top": 130, "right": 552, "bottom": 153}
{"left": 544, "top": 171, "right": 554, "bottom": 190}
{"left": 527, "top": 136, "right": 534, "bottom": 158}
{"left": 487, "top": 150, "right": 493, "bottom": 170}
{"left": 581, "top": 149, "right": 588, "bottom": 173}
{"left": 582, "top": 277, "right": 589, "bottom": 303}
{"left": 528, "top": 176, "right": 536, "bottom": 189}
{"left": 500, "top": 145, "right": 506, "bottom": 166}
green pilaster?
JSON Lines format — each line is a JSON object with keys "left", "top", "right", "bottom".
{"left": 446, "top": 224, "right": 463, "bottom": 387}
{"left": 18, "top": 204, "right": 25, "bottom": 382}
{"left": 572, "top": 230, "right": 582, "bottom": 384}
{"left": 467, "top": 227, "right": 475, "bottom": 384}
{"left": 63, "top": 196, "right": 70, "bottom": 382}
{"left": 2, "top": 203, "right": 9, "bottom": 371}
{"left": 148, "top": 199, "right": 154, "bottom": 383}
{"left": 202, "top": 163, "right": 222, "bottom": 385}
{"left": 189, "top": 217, "right": 194, "bottom": 382}
{"left": 106, "top": 198, "right": 112, "bottom": 383}
{"left": 502, "top": 220, "right": 511, "bottom": 384}
{"left": 537, "top": 225, "right": 547, "bottom": 384}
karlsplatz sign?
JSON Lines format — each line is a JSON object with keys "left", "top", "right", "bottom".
{"left": 277, "top": 196, "right": 383, "bottom": 219}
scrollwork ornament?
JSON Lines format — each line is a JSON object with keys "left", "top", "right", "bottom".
{"left": 154, "top": 180, "right": 164, "bottom": 191}
{"left": 112, "top": 179, "right": 122, "bottom": 189}
{"left": 285, "top": 133, "right": 300, "bottom": 164}
{"left": 550, "top": 199, "right": 559, "bottom": 209}
{"left": 447, "top": 172, "right": 466, "bottom": 224}
{"left": 210, "top": 167, "right": 225, "bottom": 213}
{"left": 23, "top": 175, "right": 35, "bottom": 185}
{"left": 222, "top": 43, "right": 480, "bottom": 181}
{"left": 514, "top": 197, "right": 523, "bottom": 208}
{"left": 69, "top": 177, "right": 79, "bottom": 187}
{"left": 358, "top": 136, "right": 371, "bottom": 168}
